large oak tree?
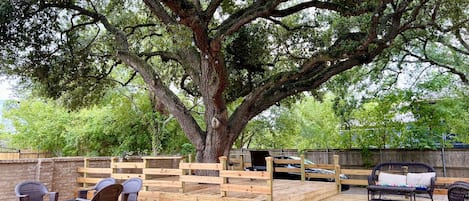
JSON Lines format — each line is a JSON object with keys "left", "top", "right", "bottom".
{"left": 1, "top": 0, "right": 467, "bottom": 163}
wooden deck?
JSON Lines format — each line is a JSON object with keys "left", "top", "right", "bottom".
{"left": 138, "top": 179, "right": 450, "bottom": 201}
{"left": 138, "top": 179, "right": 339, "bottom": 201}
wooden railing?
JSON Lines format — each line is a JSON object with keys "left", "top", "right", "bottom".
{"left": 77, "top": 156, "right": 274, "bottom": 201}
{"left": 77, "top": 154, "right": 469, "bottom": 199}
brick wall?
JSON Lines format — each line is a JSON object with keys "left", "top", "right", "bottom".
{"left": 0, "top": 157, "right": 108, "bottom": 201}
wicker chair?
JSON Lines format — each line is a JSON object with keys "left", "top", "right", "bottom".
{"left": 77, "top": 178, "right": 116, "bottom": 199}
{"left": 448, "top": 181, "right": 469, "bottom": 201}
{"left": 121, "top": 178, "right": 143, "bottom": 201}
{"left": 15, "top": 181, "right": 59, "bottom": 201}
{"left": 76, "top": 184, "right": 123, "bottom": 201}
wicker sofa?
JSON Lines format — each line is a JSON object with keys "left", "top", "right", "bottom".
{"left": 367, "top": 162, "right": 436, "bottom": 201}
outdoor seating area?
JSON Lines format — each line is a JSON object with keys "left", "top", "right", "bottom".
{"left": 16, "top": 178, "right": 142, "bottom": 201}
{"left": 3, "top": 155, "right": 469, "bottom": 201}
{"left": 367, "top": 162, "right": 437, "bottom": 201}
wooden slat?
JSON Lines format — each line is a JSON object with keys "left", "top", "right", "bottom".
{"left": 305, "top": 164, "right": 335, "bottom": 169}
{"left": 76, "top": 177, "right": 106, "bottom": 184}
{"left": 434, "top": 188, "right": 448, "bottom": 195}
{"left": 274, "top": 159, "right": 301, "bottom": 164}
{"left": 220, "top": 170, "right": 271, "bottom": 179}
{"left": 179, "top": 163, "right": 221, "bottom": 170}
{"left": 141, "top": 156, "right": 183, "bottom": 160}
{"left": 143, "top": 168, "right": 182, "bottom": 176}
{"left": 275, "top": 167, "right": 301, "bottom": 173}
{"left": 111, "top": 162, "right": 144, "bottom": 169}
{"left": 77, "top": 167, "right": 112, "bottom": 174}
{"left": 221, "top": 184, "right": 271, "bottom": 194}
{"left": 341, "top": 169, "right": 371, "bottom": 175}
{"left": 143, "top": 180, "right": 182, "bottom": 188}
{"left": 340, "top": 179, "right": 368, "bottom": 186}
{"left": 229, "top": 158, "right": 241, "bottom": 163}
{"left": 436, "top": 177, "right": 469, "bottom": 184}
{"left": 112, "top": 173, "right": 143, "bottom": 180}
{"left": 180, "top": 175, "right": 221, "bottom": 184}
{"left": 305, "top": 173, "right": 335, "bottom": 179}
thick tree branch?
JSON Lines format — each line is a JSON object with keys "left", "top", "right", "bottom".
{"left": 139, "top": 51, "right": 180, "bottom": 63}
{"left": 205, "top": 0, "right": 222, "bottom": 22}
{"left": 143, "top": 0, "right": 177, "bottom": 25}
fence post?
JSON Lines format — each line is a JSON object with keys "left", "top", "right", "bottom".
{"left": 143, "top": 158, "right": 149, "bottom": 191}
{"left": 239, "top": 154, "right": 244, "bottom": 170}
{"left": 220, "top": 156, "right": 228, "bottom": 197}
{"left": 180, "top": 159, "right": 186, "bottom": 193}
{"left": 266, "top": 157, "right": 273, "bottom": 201}
{"left": 110, "top": 157, "right": 116, "bottom": 178}
{"left": 333, "top": 155, "right": 341, "bottom": 192}
{"left": 83, "top": 158, "right": 89, "bottom": 188}
{"left": 301, "top": 154, "right": 306, "bottom": 182}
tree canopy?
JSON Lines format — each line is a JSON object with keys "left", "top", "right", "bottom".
{"left": 1, "top": 0, "right": 468, "bottom": 162}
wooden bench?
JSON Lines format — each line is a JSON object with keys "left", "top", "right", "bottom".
{"left": 367, "top": 162, "right": 436, "bottom": 201}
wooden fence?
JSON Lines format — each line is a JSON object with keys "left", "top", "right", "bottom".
{"left": 229, "top": 154, "right": 469, "bottom": 194}
{"left": 0, "top": 151, "right": 51, "bottom": 160}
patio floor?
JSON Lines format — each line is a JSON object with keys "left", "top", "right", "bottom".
{"left": 323, "top": 187, "right": 449, "bottom": 201}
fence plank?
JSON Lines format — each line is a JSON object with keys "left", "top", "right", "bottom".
{"left": 76, "top": 177, "right": 107, "bottom": 184}
{"left": 221, "top": 184, "right": 271, "bottom": 194}
{"left": 220, "top": 170, "right": 270, "bottom": 179}
{"left": 143, "top": 180, "right": 182, "bottom": 188}
{"left": 111, "top": 162, "right": 144, "bottom": 169}
{"left": 436, "top": 177, "right": 469, "bottom": 184}
{"left": 340, "top": 169, "right": 371, "bottom": 175}
{"left": 143, "top": 168, "right": 182, "bottom": 175}
{"left": 275, "top": 167, "right": 301, "bottom": 173}
{"left": 340, "top": 179, "right": 368, "bottom": 186}
{"left": 180, "top": 175, "right": 221, "bottom": 184}
{"left": 112, "top": 173, "right": 143, "bottom": 180}
{"left": 77, "top": 167, "right": 112, "bottom": 174}
{"left": 305, "top": 173, "right": 335, "bottom": 179}
{"left": 179, "top": 163, "right": 221, "bottom": 170}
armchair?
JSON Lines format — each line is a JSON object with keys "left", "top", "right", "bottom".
{"left": 448, "top": 181, "right": 469, "bottom": 201}
{"left": 77, "top": 178, "right": 116, "bottom": 199}
{"left": 76, "top": 184, "right": 122, "bottom": 201}
{"left": 121, "top": 178, "right": 143, "bottom": 201}
{"left": 15, "top": 181, "right": 59, "bottom": 201}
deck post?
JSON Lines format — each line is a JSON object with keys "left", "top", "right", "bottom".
{"left": 111, "top": 157, "right": 117, "bottom": 178}
{"left": 83, "top": 158, "right": 89, "bottom": 188}
{"left": 301, "top": 154, "right": 306, "bottom": 182}
{"left": 180, "top": 159, "right": 186, "bottom": 193}
{"left": 143, "top": 158, "right": 149, "bottom": 191}
{"left": 266, "top": 156, "right": 274, "bottom": 201}
{"left": 220, "top": 156, "right": 228, "bottom": 197}
{"left": 239, "top": 154, "right": 244, "bottom": 170}
{"left": 333, "top": 155, "right": 341, "bottom": 192}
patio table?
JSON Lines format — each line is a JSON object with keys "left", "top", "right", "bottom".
{"left": 368, "top": 185, "right": 416, "bottom": 201}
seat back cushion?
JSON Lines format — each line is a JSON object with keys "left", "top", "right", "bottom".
{"left": 377, "top": 172, "right": 407, "bottom": 186}
{"left": 406, "top": 172, "right": 435, "bottom": 187}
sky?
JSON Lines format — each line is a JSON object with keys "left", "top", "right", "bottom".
{"left": 0, "top": 77, "right": 15, "bottom": 100}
